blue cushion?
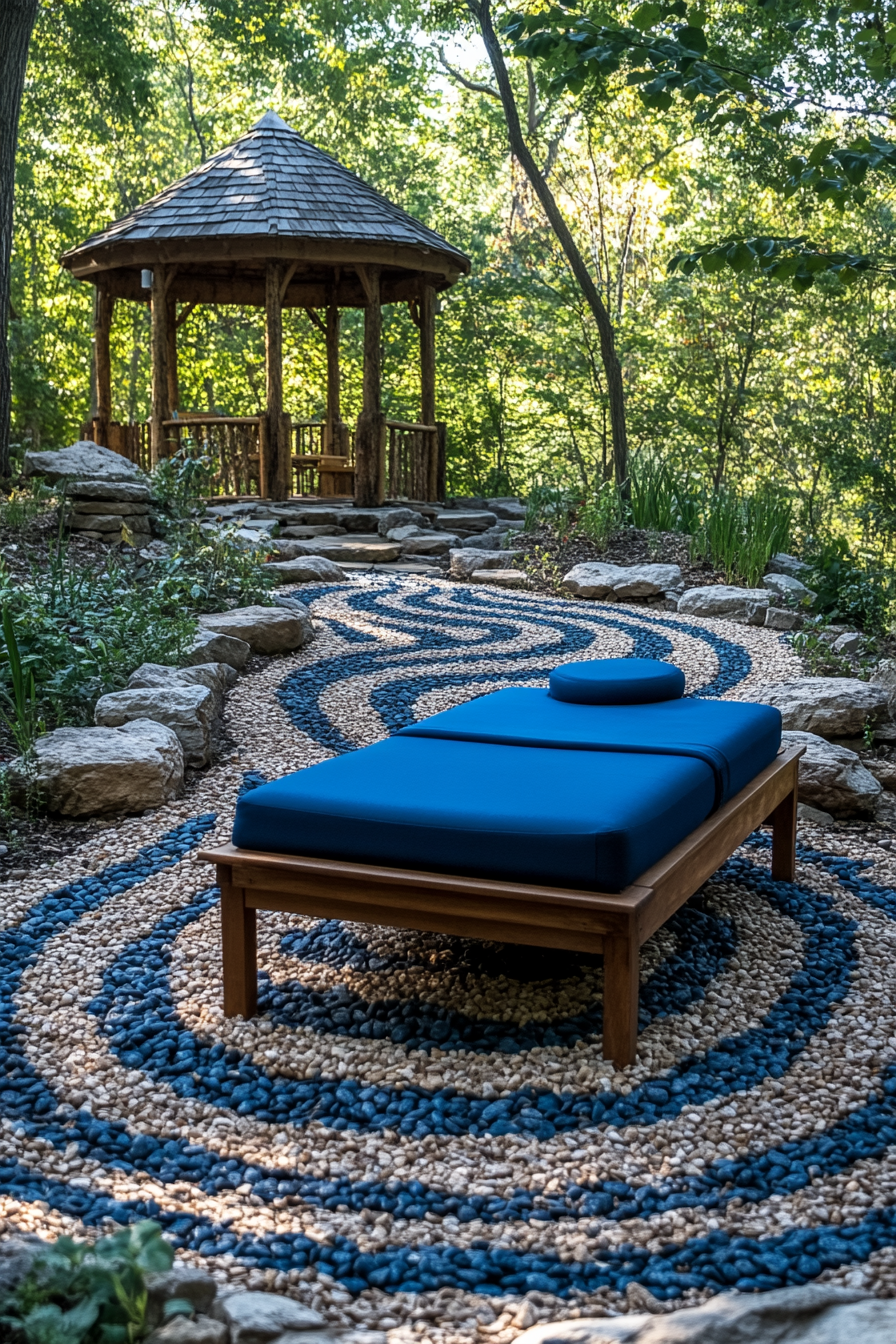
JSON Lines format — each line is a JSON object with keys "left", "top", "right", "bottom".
{"left": 549, "top": 658, "right": 685, "bottom": 705}
{"left": 232, "top": 736, "right": 717, "bottom": 892}
{"left": 398, "top": 689, "right": 781, "bottom": 809}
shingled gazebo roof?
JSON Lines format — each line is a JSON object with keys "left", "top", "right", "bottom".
{"left": 60, "top": 111, "right": 470, "bottom": 308}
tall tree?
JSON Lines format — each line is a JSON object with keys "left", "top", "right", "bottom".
{"left": 0, "top": 0, "right": 39, "bottom": 479}
{"left": 465, "top": 0, "right": 629, "bottom": 493}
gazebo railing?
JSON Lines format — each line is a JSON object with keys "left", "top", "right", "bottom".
{"left": 290, "top": 420, "right": 354, "bottom": 497}
{"left": 81, "top": 418, "right": 151, "bottom": 473}
{"left": 385, "top": 420, "right": 438, "bottom": 501}
{"left": 163, "top": 416, "right": 263, "bottom": 497}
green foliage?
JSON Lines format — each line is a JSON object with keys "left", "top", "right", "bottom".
{"left": 149, "top": 525, "right": 277, "bottom": 613}
{"left": 0, "top": 1221, "right": 173, "bottom": 1344}
{"left": 627, "top": 459, "right": 703, "bottom": 534}
{"left": 1, "top": 482, "right": 56, "bottom": 531}
{"left": 577, "top": 481, "right": 624, "bottom": 548}
{"left": 669, "top": 235, "right": 878, "bottom": 292}
{"left": 694, "top": 487, "right": 792, "bottom": 587}
{"left": 804, "top": 538, "right": 896, "bottom": 634}
{"left": 150, "top": 444, "right": 216, "bottom": 521}
{"left": 0, "top": 546, "right": 196, "bottom": 730}
{"left": 524, "top": 485, "right": 579, "bottom": 532}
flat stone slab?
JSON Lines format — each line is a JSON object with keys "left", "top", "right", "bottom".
{"left": 264, "top": 556, "right": 345, "bottom": 583}
{"left": 298, "top": 539, "right": 401, "bottom": 563}
{"left": 67, "top": 479, "right": 152, "bottom": 501}
{"left": 198, "top": 604, "right": 313, "bottom": 653}
{"left": 24, "top": 441, "right": 146, "bottom": 483}
{"left": 470, "top": 568, "right": 529, "bottom": 588}
{"left": 7, "top": 721, "right": 183, "bottom": 816}
{"left": 433, "top": 510, "right": 497, "bottom": 533}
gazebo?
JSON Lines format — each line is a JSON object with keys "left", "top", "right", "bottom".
{"left": 60, "top": 111, "right": 471, "bottom": 505}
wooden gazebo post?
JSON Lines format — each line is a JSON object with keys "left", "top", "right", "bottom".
{"left": 355, "top": 264, "right": 385, "bottom": 506}
{"left": 419, "top": 281, "right": 439, "bottom": 501}
{"left": 166, "top": 294, "right": 179, "bottom": 417}
{"left": 150, "top": 266, "right": 169, "bottom": 466}
{"left": 265, "top": 260, "right": 289, "bottom": 500}
{"left": 93, "top": 284, "right": 115, "bottom": 448}
{"left": 324, "top": 298, "right": 343, "bottom": 454}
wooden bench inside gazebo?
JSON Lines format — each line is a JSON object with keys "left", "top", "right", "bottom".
{"left": 61, "top": 112, "right": 471, "bottom": 505}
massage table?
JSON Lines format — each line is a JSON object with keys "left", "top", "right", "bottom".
{"left": 200, "top": 659, "right": 801, "bottom": 1065}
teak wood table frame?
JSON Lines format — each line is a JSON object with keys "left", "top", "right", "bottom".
{"left": 200, "top": 744, "right": 802, "bottom": 1066}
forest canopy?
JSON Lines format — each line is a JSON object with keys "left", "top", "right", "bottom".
{"left": 10, "top": 0, "right": 896, "bottom": 547}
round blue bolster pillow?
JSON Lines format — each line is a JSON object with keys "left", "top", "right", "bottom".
{"left": 549, "top": 657, "right": 686, "bottom": 705}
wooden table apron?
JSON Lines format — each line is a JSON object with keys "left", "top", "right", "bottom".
{"left": 199, "top": 745, "right": 803, "bottom": 1067}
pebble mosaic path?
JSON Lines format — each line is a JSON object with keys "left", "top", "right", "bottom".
{"left": 3, "top": 576, "right": 896, "bottom": 1342}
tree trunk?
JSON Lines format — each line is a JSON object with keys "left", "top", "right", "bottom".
{"left": 469, "top": 0, "right": 629, "bottom": 496}
{"left": 0, "top": 0, "right": 39, "bottom": 478}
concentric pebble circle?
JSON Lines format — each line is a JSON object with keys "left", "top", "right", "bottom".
{"left": 5, "top": 575, "right": 896, "bottom": 1343}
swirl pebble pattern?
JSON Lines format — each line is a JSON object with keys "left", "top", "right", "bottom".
{"left": 3, "top": 575, "right": 896, "bottom": 1341}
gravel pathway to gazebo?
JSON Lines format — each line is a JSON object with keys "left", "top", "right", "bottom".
{"left": 3, "top": 576, "right": 896, "bottom": 1342}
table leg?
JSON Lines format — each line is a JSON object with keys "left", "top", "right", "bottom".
{"left": 603, "top": 935, "right": 639, "bottom": 1067}
{"left": 220, "top": 867, "right": 257, "bottom": 1018}
{"left": 770, "top": 771, "right": 798, "bottom": 883}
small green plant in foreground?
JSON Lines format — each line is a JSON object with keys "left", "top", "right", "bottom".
{"left": 0, "top": 1221, "right": 176, "bottom": 1344}
{"left": 150, "top": 524, "right": 277, "bottom": 612}
{"left": 0, "top": 481, "right": 56, "bottom": 531}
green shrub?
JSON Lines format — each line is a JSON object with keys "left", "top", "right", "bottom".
{"left": 0, "top": 550, "right": 195, "bottom": 731}
{"left": 804, "top": 538, "right": 896, "bottom": 633}
{"left": 524, "top": 485, "right": 579, "bottom": 532}
{"left": 150, "top": 442, "right": 215, "bottom": 521}
{"left": 0, "top": 1221, "right": 175, "bottom": 1344}
{"left": 150, "top": 524, "right": 277, "bottom": 613}
{"left": 577, "top": 481, "right": 623, "bottom": 549}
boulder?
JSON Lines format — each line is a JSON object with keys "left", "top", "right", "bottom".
{"left": 264, "top": 556, "right": 345, "bottom": 583}
{"left": 146, "top": 1319, "right": 227, "bottom": 1344}
{"left": 0, "top": 1235, "right": 48, "bottom": 1295}
{"left": 211, "top": 1290, "right": 324, "bottom": 1344}
{"left": 8, "top": 721, "right": 183, "bottom": 816}
{"left": 514, "top": 1286, "right": 884, "bottom": 1344}
{"left": 332, "top": 509, "right": 384, "bottom": 533}
{"left": 24, "top": 441, "right": 146, "bottom": 483}
{"left": 866, "top": 758, "right": 896, "bottom": 791}
{"left": 678, "top": 585, "right": 770, "bottom": 623}
{"left": 562, "top": 562, "right": 682, "bottom": 601}
{"left": 764, "top": 607, "right": 803, "bottom": 631}
{"left": 763, "top": 571, "right": 815, "bottom": 602}
{"left": 198, "top": 604, "right": 313, "bottom": 654}
{"left": 377, "top": 507, "right": 427, "bottom": 536}
{"left": 145, "top": 1265, "right": 218, "bottom": 1331}
{"left": 767, "top": 551, "right": 811, "bottom": 579}
{"left": 459, "top": 527, "right": 520, "bottom": 551}
{"left": 488, "top": 500, "right": 527, "bottom": 520}
{"left": 434, "top": 510, "right": 498, "bottom": 533}
{"left": 184, "top": 630, "right": 251, "bottom": 672}
{"left": 95, "top": 684, "right": 215, "bottom": 769}
{"left": 67, "top": 479, "right": 152, "bottom": 502}
{"left": 127, "top": 662, "right": 236, "bottom": 717}
{"left": 400, "top": 533, "right": 458, "bottom": 556}
{"left": 470, "top": 568, "right": 529, "bottom": 588}
{"left": 450, "top": 548, "right": 522, "bottom": 580}
{"left": 783, "top": 729, "right": 882, "bottom": 817}
{"left": 833, "top": 630, "right": 862, "bottom": 655}
{"left": 798, "top": 802, "right": 835, "bottom": 826}
{"left": 752, "top": 676, "right": 890, "bottom": 739}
